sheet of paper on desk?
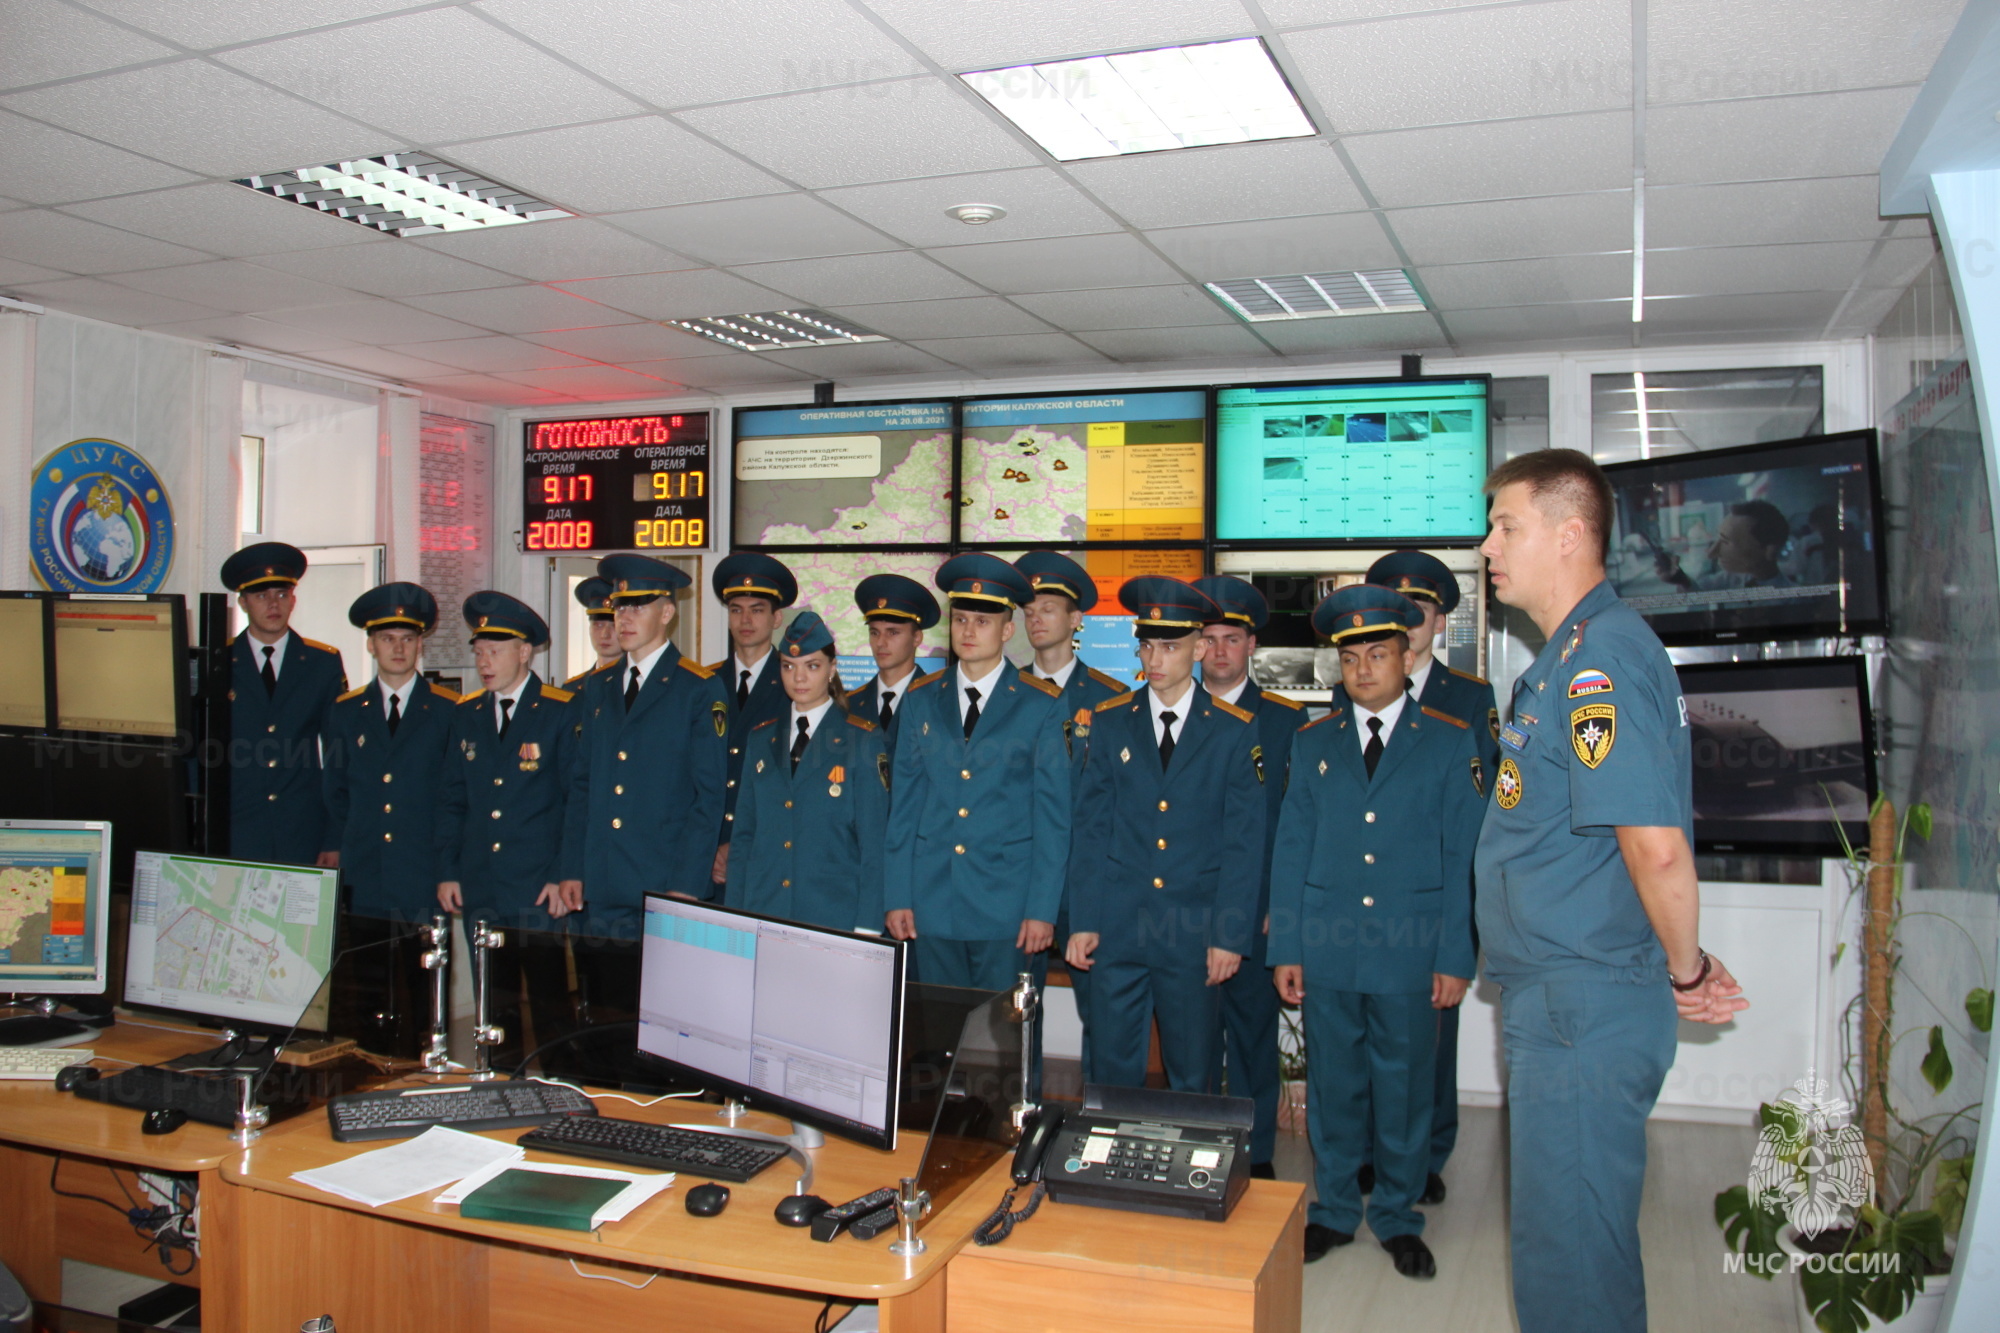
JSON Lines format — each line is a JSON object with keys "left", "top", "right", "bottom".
{"left": 291, "top": 1126, "right": 525, "bottom": 1207}
{"left": 436, "top": 1158, "right": 677, "bottom": 1226}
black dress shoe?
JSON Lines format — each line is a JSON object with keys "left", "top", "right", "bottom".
{"left": 1420, "top": 1172, "right": 1447, "bottom": 1205}
{"left": 1250, "top": 1161, "right": 1277, "bottom": 1180}
{"left": 1382, "top": 1233, "right": 1436, "bottom": 1279}
{"left": 1304, "top": 1224, "right": 1354, "bottom": 1262}
{"left": 1356, "top": 1162, "right": 1375, "bottom": 1194}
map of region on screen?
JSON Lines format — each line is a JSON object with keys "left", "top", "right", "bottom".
{"left": 128, "top": 855, "right": 335, "bottom": 1023}
{"left": 734, "top": 403, "right": 953, "bottom": 548}
{"left": 781, "top": 550, "right": 952, "bottom": 690}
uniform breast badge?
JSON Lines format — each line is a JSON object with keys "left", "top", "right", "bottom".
{"left": 356, "top": 733, "right": 365, "bottom": 747}
{"left": 1496, "top": 757, "right": 1523, "bottom": 809}
{"left": 877, "top": 752, "right": 891, "bottom": 790}
{"left": 711, "top": 700, "right": 728, "bottom": 736}
{"left": 1119, "top": 747, "right": 1131, "bottom": 764}
{"left": 519, "top": 742, "right": 540, "bottom": 771}
{"left": 1570, "top": 705, "right": 1616, "bottom": 769}
{"left": 1318, "top": 759, "right": 1327, "bottom": 776}
{"left": 755, "top": 759, "right": 765, "bottom": 774}
{"left": 828, "top": 764, "right": 844, "bottom": 798}
{"left": 1251, "top": 744, "right": 1265, "bottom": 784}
{"left": 463, "top": 741, "right": 477, "bottom": 762}
{"left": 1470, "top": 756, "right": 1486, "bottom": 797}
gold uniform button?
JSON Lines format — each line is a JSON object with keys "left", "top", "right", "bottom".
{"left": 492, "top": 842, "right": 501, "bottom": 852}
{"left": 1152, "top": 877, "right": 1164, "bottom": 889}
{"left": 267, "top": 759, "right": 276, "bottom": 767}
{"left": 383, "top": 832, "right": 393, "bottom": 842}
{"left": 1158, "top": 800, "right": 1169, "bottom": 812}
{"left": 383, "top": 774, "right": 393, "bottom": 783}
{"left": 731, "top": 746, "right": 741, "bottom": 756}
{"left": 1362, "top": 896, "right": 1375, "bottom": 907}
{"left": 1156, "top": 838, "right": 1167, "bottom": 850}
{"left": 383, "top": 803, "right": 392, "bottom": 813}
{"left": 1364, "top": 853, "right": 1376, "bottom": 864}
{"left": 958, "top": 808, "right": 969, "bottom": 818}
{"left": 612, "top": 818, "right": 622, "bottom": 829}
{"left": 494, "top": 777, "right": 504, "bottom": 786}
{"left": 727, "top": 779, "right": 737, "bottom": 788}
{"left": 954, "top": 844, "right": 966, "bottom": 855}
{"left": 614, "top": 784, "right": 624, "bottom": 795}
{"left": 267, "top": 794, "right": 277, "bottom": 801}
{"left": 618, "top": 750, "right": 627, "bottom": 761}
{"left": 1365, "top": 811, "right": 1376, "bottom": 823}
{"left": 491, "top": 810, "right": 502, "bottom": 819}
{"left": 781, "top": 879, "right": 791, "bottom": 888}
{"left": 266, "top": 724, "right": 275, "bottom": 734}
{"left": 961, "top": 770, "right": 971, "bottom": 780}
{"left": 784, "top": 800, "right": 793, "bottom": 809}
{"left": 782, "top": 841, "right": 792, "bottom": 850}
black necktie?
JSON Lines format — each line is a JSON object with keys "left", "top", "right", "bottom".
{"left": 625, "top": 665, "right": 640, "bottom": 711}
{"left": 737, "top": 668, "right": 751, "bottom": 710}
{"left": 498, "top": 696, "right": 515, "bottom": 739}
{"left": 791, "top": 717, "right": 810, "bottom": 773}
{"left": 1364, "top": 716, "right": 1384, "bottom": 778}
{"left": 386, "top": 692, "right": 401, "bottom": 737}
{"left": 962, "top": 686, "right": 981, "bottom": 739}
{"left": 1159, "top": 710, "right": 1178, "bottom": 769}
{"left": 879, "top": 691, "right": 895, "bottom": 731}
{"left": 260, "top": 645, "right": 277, "bottom": 697}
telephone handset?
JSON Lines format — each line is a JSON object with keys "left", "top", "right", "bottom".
{"left": 1012, "top": 1106, "right": 1065, "bottom": 1184}
{"left": 975, "top": 1106, "right": 1065, "bottom": 1246}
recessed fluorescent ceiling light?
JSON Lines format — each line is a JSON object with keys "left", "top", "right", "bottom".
{"left": 1207, "top": 270, "right": 1426, "bottom": 322}
{"left": 237, "top": 153, "right": 570, "bottom": 235}
{"left": 667, "top": 310, "right": 887, "bottom": 353}
{"left": 962, "top": 37, "right": 1315, "bottom": 161}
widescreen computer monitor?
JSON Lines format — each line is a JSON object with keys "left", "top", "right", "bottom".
{"left": 0, "top": 596, "right": 50, "bottom": 730}
{"left": 53, "top": 596, "right": 184, "bottom": 738}
{"left": 125, "top": 851, "right": 340, "bottom": 1036}
{"left": 0, "top": 819, "right": 112, "bottom": 996}
{"left": 635, "top": 894, "right": 906, "bottom": 1152}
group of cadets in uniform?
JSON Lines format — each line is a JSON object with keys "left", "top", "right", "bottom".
{"left": 220, "top": 537, "right": 1494, "bottom": 1279}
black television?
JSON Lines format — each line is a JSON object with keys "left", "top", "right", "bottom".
{"left": 1603, "top": 430, "right": 1887, "bottom": 645}
{"left": 1676, "top": 656, "right": 1875, "bottom": 856}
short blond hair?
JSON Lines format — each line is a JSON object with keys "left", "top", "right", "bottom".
{"left": 1484, "top": 449, "right": 1612, "bottom": 561}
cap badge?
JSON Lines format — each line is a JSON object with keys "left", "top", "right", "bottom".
{"left": 617, "top": 580, "right": 629, "bottom": 592}
{"left": 1150, "top": 606, "right": 1161, "bottom": 619}
{"left": 1399, "top": 577, "right": 1411, "bottom": 589}
{"left": 789, "top": 643, "right": 801, "bottom": 656}
{"left": 877, "top": 598, "right": 888, "bottom": 609}
{"left": 971, "top": 580, "right": 984, "bottom": 594}
{"left": 477, "top": 615, "right": 490, "bottom": 628}
{"left": 393, "top": 605, "right": 405, "bottom": 617}
{"left": 1351, "top": 613, "right": 1364, "bottom": 627}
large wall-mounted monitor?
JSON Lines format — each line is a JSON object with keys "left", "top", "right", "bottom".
{"left": 0, "top": 596, "right": 50, "bottom": 730}
{"left": 1676, "top": 656, "right": 1875, "bottom": 856}
{"left": 520, "top": 412, "right": 712, "bottom": 555}
{"left": 1603, "top": 429, "right": 1887, "bottom": 645}
{"left": 54, "top": 598, "right": 183, "bottom": 738}
{"left": 0, "top": 819, "right": 112, "bottom": 997}
{"left": 1214, "top": 376, "right": 1491, "bottom": 544}
{"left": 636, "top": 895, "right": 906, "bottom": 1152}
{"left": 733, "top": 401, "right": 954, "bottom": 550}
{"left": 780, "top": 549, "right": 952, "bottom": 689}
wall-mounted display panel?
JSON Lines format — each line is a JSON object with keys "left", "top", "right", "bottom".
{"left": 734, "top": 402, "right": 953, "bottom": 549}
{"left": 521, "top": 412, "right": 711, "bottom": 554}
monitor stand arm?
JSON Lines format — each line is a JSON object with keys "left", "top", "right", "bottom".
{"left": 420, "top": 915, "right": 453, "bottom": 1074}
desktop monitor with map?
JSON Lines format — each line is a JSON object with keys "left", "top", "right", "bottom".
{"left": 0, "top": 819, "right": 114, "bottom": 1047}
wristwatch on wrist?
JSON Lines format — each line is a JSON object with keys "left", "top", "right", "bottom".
{"left": 1670, "top": 949, "right": 1711, "bottom": 992}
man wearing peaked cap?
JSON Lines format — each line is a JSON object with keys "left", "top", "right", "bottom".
{"left": 434, "top": 591, "right": 578, "bottom": 1069}
{"left": 1363, "top": 550, "right": 1498, "bottom": 1203}
{"left": 848, "top": 573, "right": 940, "bottom": 737}
{"left": 1067, "top": 577, "right": 1267, "bottom": 1100}
{"left": 1192, "top": 574, "right": 1309, "bottom": 1180}
{"left": 322, "top": 583, "right": 456, "bottom": 1058}
{"left": 220, "top": 541, "right": 347, "bottom": 866}
{"left": 709, "top": 553, "right": 798, "bottom": 893}
{"left": 570, "top": 576, "right": 622, "bottom": 686}
{"left": 882, "top": 552, "right": 1072, "bottom": 998}
{"left": 1268, "top": 583, "right": 1481, "bottom": 1279}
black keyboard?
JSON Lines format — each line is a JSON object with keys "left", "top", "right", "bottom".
{"left": 518, "top": 1115, "right": 791, "bottom": 1182}
{"left": 72, "top": 1066, "right": 243, "bottom": 1127}
{"left": 326, "top": 1081, "right": 599, "bottom": 1142}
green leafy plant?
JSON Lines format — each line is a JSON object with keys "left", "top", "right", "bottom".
{"left": 1277, "top": 1002, "right": 1307, "bottom": 1081}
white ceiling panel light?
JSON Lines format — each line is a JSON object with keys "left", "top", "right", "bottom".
{"left": 963, "top": 38, "right": 1316, "bottom": 162}
{"left": 237, "top": 153, "right": 571, "bottom": 236}
{"left": 667, "top": 309, "right": 886, "bottom": 353}
{"left": 1206, "top": 270, "right": 1427, "bottom": 322}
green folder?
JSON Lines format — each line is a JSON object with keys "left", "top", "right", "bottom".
{"left": 458, "top": 1169, "right": 629, "bottom": 1231}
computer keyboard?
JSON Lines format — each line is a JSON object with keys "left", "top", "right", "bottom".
{"left": 71, "top": 1065, "right": 245, "bottom": 1127}
{"left": 327, "top": 1081, "right": 600, "bottom": 1142}
{"left": 518, "top": 1115, "right": 791, "bottom": 1182}
{"left": 0, "top": 1047, "right": 95, "bottom": 1080}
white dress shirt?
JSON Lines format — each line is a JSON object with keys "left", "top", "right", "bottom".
{"left": 250, "top": 633, "right": 289, "bottom": 678}
{"left": 733, "top": 646, "right": 772, "bottom": 699}
{"left": 627, "top": 639, "right": 675, "bottom": 695}
{"left": 1209, "top": 675, "right": 1252, "bottom": 708}
{"left": 378, "top": 675, "right": 417, "bottom": 719}
{"left": 788, "top": 697, "right": 836, "bottom": 750}
{"left": 1408, "top": 655, "right": 1436, "bottom": 703}
{"left": 957, "top": 659, "right": 1008, "bottom": 725}
{"left": 1149, "top": 682, "right": 1198, "bottom": 748}
{"left": 1036, "top": 656, "right": 1079, "bottom": 690}
{"left": 1353, "top": 690, "right": 1409, "bottom": 759}
{"left": 492, "top": 674, "right": 530, "bottom": 733}
{"left": 874, "top": 664, "right": 917, "bottom": 718}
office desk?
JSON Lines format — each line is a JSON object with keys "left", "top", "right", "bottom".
{"left": 211, "top": 1095, "right": 1011, "bottom": 1333}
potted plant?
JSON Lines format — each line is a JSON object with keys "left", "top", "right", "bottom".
{"left": 1278, "top": 1002, "right": 1308, "bottom": 1133}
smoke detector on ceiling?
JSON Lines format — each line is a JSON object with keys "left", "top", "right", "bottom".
{"left": 946, "top": 203, "right": 1008, "bottom": 225}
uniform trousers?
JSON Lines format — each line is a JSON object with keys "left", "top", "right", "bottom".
{"left": 469, "top": 920, "right": 573, "bottom": 1073}
{"left": 1358, "top": 1001, "right": 1464, "bottom": 1179}
{"left": 912, "top": 936, "right": 1046, "bottom": 992}
{"left": 1501, "top": 977, "right": 1676, "bottom": 1333}
{"left": 1087, "top": 948, "right": 1217, "bottom": 1093}
{"left": 1212, "top": 933, "right": 1280, "bottom": 1163}
{"left": 1303, "top": 988, "right": 1437, "bottom": 1240}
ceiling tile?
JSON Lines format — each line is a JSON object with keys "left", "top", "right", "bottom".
{"left": 404, "top": 371, "right": 576, "bottom": 405}
{"left": 608, "top": 194, "right": 899, "bottom": 267}
{"left": 403, "top": 284, "right": 642, "bottom": 335}
{"left": 10, "top": 275, "right": 224, "bottom": 325}
{"left": 0, "top": 109, "right": 200, "bottom": 205}
{"left": 659, "top": 353, "right": 811, "bottom": 389}
{"left": 440, "top": 117, "right": 787, "bottom": 215}
{"left": 219, "top": 9, "right": 640, "bottom": 144}
{"left": 252, "top": 243, "right": 520, "bottom": 297}
{"left": 1445, "top": 301, "right": 1634, "bottom": 344}
{"left": 1647, "top": 88, "right": 1921, "bottom": 187}
{"left": 1639, "top": 290, "right": 1847, "bottom": 334}
{"left": 860, "top": 0, "right": 1254, "bottom": 69}
{"left": 62, "top": 183, "right": 387, "bottom": 257}
{"left": 0, "top": 0, "right": 177, "bottom": 92}
{"left": 110, "top": 259, "right": 357, "bottom": 313}
{"left": 1646, "top": 0, "right": 1962, "bottom": 104}
{"left": 0, "top": 61, "right": 395, "bottom": 177}
{"left": 73, "top": 0, "right": 434, "bottom": 48}
{"left": 1284, "top": 0, "right": 1629, "bottom": 134}
{"left": 1010, "top": 284, "right": 1234, "bottom": 330}
{"left": 1885, "top": 217, "right": 1935, "bottom": 241}
{"left": 820, "top": 296, "right": 1053, "bottom": 340}
{"left": 678, "top": 80, "right": 1040, "bottom": 188}
{"left": 144, "top": 312, "right": 363, "bottom": 352}
{"left": 1072, "top": 324, "right": 1274, "bottom": 360}
{"left": 1145, "top": 213, "right": 1401, "bottom": 279}
{"left": 1416, "top": 253, "right": 1634, "bottom": 308}
{"left": 263, "top": 300, "right": 495, "bottom": 344}
{"left": 1262, "top": 0, "right": 1492, "bottom": 21}
{"left": 552, "top": 268, "right": 791, "bottom": 322}
{"left": 1253, "top": 310, "right": 1447, "bottom": 354}
{"left": 1067, "top": 140, "right": 1365, "bottom": 229}
{"left": 379, "top": 335, "right": 594, "bottom": 373}
{"left": 760, "top": 341, "right": 961, "bottom": 378}
{"left": 1645, "top": 177, "right": 1888, "bottom": 249}
{"left": 306, "top": 345, "right": 467, "bottom": 381}
{"left": 494, "top": 364, "right": 690, "bottom": 396}
{"left": 927, "top": 233, "right": 1181, "bottom": 293}
{"left": 0, "top": 208, "right": 212, "bottom": 273}
{"left": 906, "top": 332, "right": 1108, "bottom": 369}
{"left": 0, "top": 256, "right": 67, "bottom": 284}
{"left": 1858, "top": 236, "right": 1941, "bottom": 289}
{"left": 818, "top": 168, "right": 1121, "bottom": 247}
{"left": 518, "top": 322, "right": 730, "bottom": 363}
{"left": 1388, "top": 192, "right": 1631, "bottom": 265}
{"left": 480, "top": 0, "right": 925, "bottom": 107}
{"left": 1343, "top": 112, "right": 1631, "bottom": 208}
{"left": 409, "top": 217, "right": 691, "bottom": 282}
{"left": 1643, "top": 241, "right": 1876, "bottom": 297}
{"left": 1832, "top": 285, "right": 1904, "bottom": 331}
{"left": 730, "top": 251, "right": 984, "bottom": 306}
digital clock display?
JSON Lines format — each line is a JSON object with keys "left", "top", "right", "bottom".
{"left": 521, "top": 413, "right": 711, "bottom": 553}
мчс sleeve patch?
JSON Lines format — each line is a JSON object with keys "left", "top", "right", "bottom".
{"left": 1570, "top": 704, "right": 1616, "bottom": 769}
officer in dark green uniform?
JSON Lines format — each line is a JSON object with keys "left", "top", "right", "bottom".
{"left": 1067, "top": 577, "right": 1265, "bottom": 1095}
{"left": 435, "top": 592, "right": 577, "bottom": 1071}
{"left": 724, "top": 612, "right": 889, "bottom": 933}
{"left": 709, "top": 553, "right": 797, "bottom": 895}
{"left": 1191, "top": 574, "right": 1307, "bottom": 1179}
{"left": 1269, "top": 584, "right": 1482, "bottom": 1280}
{"left": 1477, "top": 450, "right": 1746, "bottom": 1333}
{"left": 568, "top": 575, "right": 623, "bottom": 688}
{"left": 847, "top": 573, "right": 940, "bottom": 739}
{"left": 321, "top": 583, "right": 457, "bottom": 1057}
{"left": 221, "top": 542, "right": 347, "bottom": 866}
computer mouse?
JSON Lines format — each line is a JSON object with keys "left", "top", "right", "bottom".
{"left": 54, "top": 1064, "right": 100, "bottom": 1093}
{"left": 774, "top": 1193, "right": 830, "bottom": 1228}
{"left": 684, "top": 1183, "right": 730, "bottom": 1217}
{"left": 141, "top": 1107, "right": 188, "bottom": 1135}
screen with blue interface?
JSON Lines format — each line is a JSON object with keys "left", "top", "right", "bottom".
{"left": 0, "top": 820, "right": 111, "bottom": 994}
